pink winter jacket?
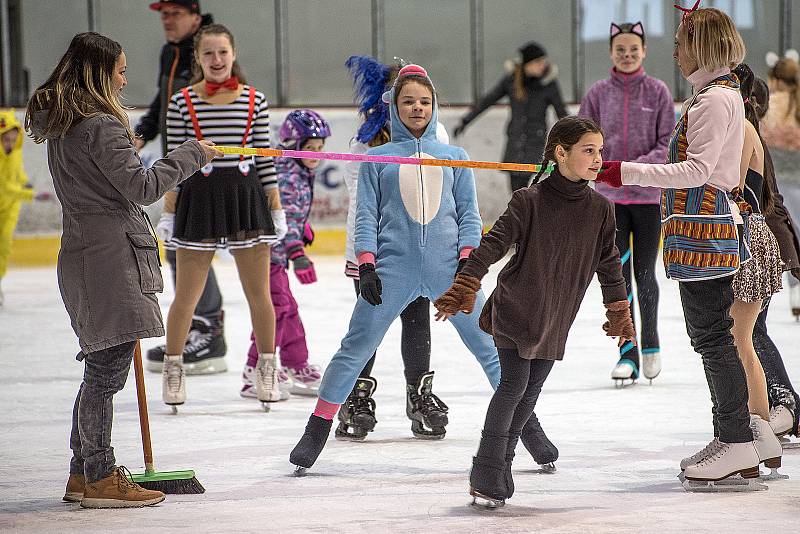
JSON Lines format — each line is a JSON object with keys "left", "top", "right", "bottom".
{"left": 579, "top": 67, "right": 674, "bottom": 205}
{"left": 621, "top": 67, "right": 744, "bottom": 200}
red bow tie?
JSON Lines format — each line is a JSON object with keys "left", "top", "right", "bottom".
{"left": 205, "top": 76, "right": 239, "bottom": 96}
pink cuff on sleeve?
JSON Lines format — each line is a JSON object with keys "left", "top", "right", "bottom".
{"left": 459, "top": 247, "right": 474, "bottom": 260}
{"left": 357, "top": 252, "right": 376, "bottom": 265}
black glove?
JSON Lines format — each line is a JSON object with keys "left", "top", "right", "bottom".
{"left": 455, "top": 258, "right": 468, "bottom": 277}
{"left": 358, "top": 263, "right": 382, "bottom": 306}
{"left": 453, "top": 123, "right": 465, "bottom": 138}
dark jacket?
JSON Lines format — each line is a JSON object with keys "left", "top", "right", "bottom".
{"left": 764, "top": 150, "right": 800, "bottom": 273}
{"left": 135, "top": 15, "right": 212, "bottom": 153}
{"left": 30, "top": 110, "right": 204, "bottom": 354}
{"left": 461, "top": 170, "right": 626, "bottom": 360}
{"left": 460, "top": 63, "right": 568, "bottom": 169}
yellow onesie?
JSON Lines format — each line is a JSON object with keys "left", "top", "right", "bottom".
{"left": 0, "top": 109, "right": 34, "bottom": 280}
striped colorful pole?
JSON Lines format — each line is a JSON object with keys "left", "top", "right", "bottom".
{"left": 217, "top": 146, "right": 553, "bottom": 174}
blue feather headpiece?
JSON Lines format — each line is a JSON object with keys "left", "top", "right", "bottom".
{"left": 346, "top": 55, "right": 392, "bottom": 144}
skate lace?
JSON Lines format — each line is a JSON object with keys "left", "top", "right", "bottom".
{"left": 185, "top": 329, "right": 211, "bottom": 353}
{"left": 697, "top": 442, "right": 730, "bottom": 466}
{"left": 166, "top": 360, "right": 184, "bottom": 391}
{"left": 415, "top": 391, "right": 449, "bottom": 415}
{"left": 352, "top": 395, "right": 376, "bottom": 416}
{"left": 258, "top": 359, "right": 278, "bottom": 390}
{"left": 114, "top": 466, "right": 140, "bottom": 493}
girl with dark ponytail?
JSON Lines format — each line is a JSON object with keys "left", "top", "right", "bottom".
{"left": 726, "top": 64, "right": 785, "bottom": 446}
{"left": 434, "top": 116, "right": 635, "bottom": 506}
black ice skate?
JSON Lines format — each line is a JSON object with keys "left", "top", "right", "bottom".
{"left": 406, "top": 371, "right": 449, "bottom": 439}
{"left": 469, "top": 456, "right": 507, "bottom": 509}
{"left": 146, "top": 313, "right": 227, "bottom": 374}
{"left": 520, "top": 416, "right": 558, "bottom": 473}
{"left": 335, "top": 377, "right": 378, "bottom": 441}
{"left": 290, "top": 415, "right": 333, "bottom": 476}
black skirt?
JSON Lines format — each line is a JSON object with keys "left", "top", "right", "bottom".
{"left": 171, "top": 163, "right": 276, "bottom": 250}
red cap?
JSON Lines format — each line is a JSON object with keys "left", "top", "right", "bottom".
{"left": 149, "top": 0, "right": 200, "bottom": 14}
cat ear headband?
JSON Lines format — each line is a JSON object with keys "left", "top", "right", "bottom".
{"left": 610, "top": 22, "right": 645, "bottom": 42}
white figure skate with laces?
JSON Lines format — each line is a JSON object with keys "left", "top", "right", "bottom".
{"left": 162, "top": 354, "right": 186, "bottom": 414}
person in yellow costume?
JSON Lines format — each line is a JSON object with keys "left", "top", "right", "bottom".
{"left": 0, "top": 109, "right": 49, "bottom": 305}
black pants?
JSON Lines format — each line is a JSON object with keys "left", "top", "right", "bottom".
{"left": 679, "top": 277, "right": 752, "bottom": 443}
{"left": 615, "top": 204, "right": 661, "bottom": 368}
{"left": 69, "top": 341, "right": 136, "bottom": 482}
{"left": 166, "top": 248, "right": 222, "bottom": 318}
{"left": 754, "top": 298, "right": 799, "bottom": 426}
{"left": 477, "top": 349, "right": 554, "bottom": 459}
{"left": 353, "top": 280, "right": 432, "bottom": 386}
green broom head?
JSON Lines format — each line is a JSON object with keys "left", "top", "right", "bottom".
{"left": 131, "top": 468, "right": 205, "bottom": 494}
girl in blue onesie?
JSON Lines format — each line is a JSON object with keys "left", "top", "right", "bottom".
{"left": 290, "top": 64, "right": 501, "bottom": 472}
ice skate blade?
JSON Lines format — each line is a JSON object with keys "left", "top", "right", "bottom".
{"left": 166, "top": 404, "right": 180, "bottom": 414}
{"left": 613, "top": 379, "right": 636, "bottom": 389}
{"left": 761, "top": 468, "right": 789, "bottom": 481}
{"left": 682, "top": 478, "right": 767, "bottom": 492}
{"left": 779, "top": 437, "right": 800, "bottom": 450}
{"left": 289, "top": 383, "right": 319, "bottom": 397}
{"left": 411, "top": 430, "right": 446, "bottom": 440}
{"left": 260, "top": 401, "right": 278, "bottom": 412}
{"left": 334, "top": 429, "right": 367, "bottom": 442}
{"left": 184, "top": 358, "right": 227, "bottom": 375}
{"left": 293, "top": 466, "right": 308, "bottom": 477}
{"left": 469, "top": 489, "right": 505, "bottom": 509}
{"left": 536, "top": 462, "right": 556, "bottom": 474}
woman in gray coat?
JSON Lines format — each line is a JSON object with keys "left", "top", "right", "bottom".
{"left": 25, "top": 32, "right": 221, "bottom": 508}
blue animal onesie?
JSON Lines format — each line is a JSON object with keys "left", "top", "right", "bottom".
{"left": 317, "top": 82, "right": 501, "bottom": 404}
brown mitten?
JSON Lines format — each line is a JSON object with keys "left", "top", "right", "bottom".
{"left": 602, "top": 300, "right": 636, "bottom": 339}
{"left": 434, "top": 274, "right": 481, "bottom": 315}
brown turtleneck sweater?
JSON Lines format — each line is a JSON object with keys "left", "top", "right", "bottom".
{"left": 461, "top": 170, "right": 627, "bottom": 360}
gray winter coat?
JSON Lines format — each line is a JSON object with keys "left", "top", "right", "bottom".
{"left": 29, "top": 111, "right": 204, "bottom": 355}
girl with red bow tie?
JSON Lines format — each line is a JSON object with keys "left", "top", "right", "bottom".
{"left": 160, "top": 23, "right": 287, "bottom": 410}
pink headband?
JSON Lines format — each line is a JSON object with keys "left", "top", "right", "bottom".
{"left": 381, "top": 64, "right": 435, "bottom": 103}
{"left": 674, "top": 0, "right": 702, "bottom": 35}
{"left": 610, "top": 22, "right": 645, "bottom": 39}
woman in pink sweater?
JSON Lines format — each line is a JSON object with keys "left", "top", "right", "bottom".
{"left": 597, "top": 7, "right": 770, "bottom": 488}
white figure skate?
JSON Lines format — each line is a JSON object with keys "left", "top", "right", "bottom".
{"left": 750, "top": 415, "right": 786, "bottom": 480}
{"left": 162, "top": 354, "right": 186, "bottom": 414}
{"left": 611, "top": 359, "right": 638, "bottom": 389}
{"left": 682, "top": 441, "right": 766, "bottom": 492}
{"left": 255, "top": 353, "right": 283, "bottom": 411}
{"left": 641, "top": 350, "right": 661, "bottom": 384}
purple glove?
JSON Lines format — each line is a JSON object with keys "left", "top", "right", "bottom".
{"left": 288, "top": 244, "right": 317, "bottom": 284}
{"left": 302, "top": 222, "right": 315, "bottom": 246}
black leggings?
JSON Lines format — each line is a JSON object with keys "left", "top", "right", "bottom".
{"left": 352, "top": 280, "right": 432, "bottom": 386}
{"left": 614, "top": 203, "right": 661, "bottom": 367}
{"left": 754, "top": 298, "right": 799, "bottom": 426}
{"left": 477, "top": 349, "right": 554, "bottom": 458}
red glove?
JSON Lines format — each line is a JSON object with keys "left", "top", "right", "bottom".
{"left": 596, "top": 161, "right": 622, "bottom": 188}
{"left": 34, "top": 191, "right": 54, "bottom": 201}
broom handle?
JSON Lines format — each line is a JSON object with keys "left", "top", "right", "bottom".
{"left": 133, "top": 341, "right": 156, "bottom": 474}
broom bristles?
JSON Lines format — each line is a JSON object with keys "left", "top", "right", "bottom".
{"left": 136, "top": 477, "right": 205, "bottom": 494}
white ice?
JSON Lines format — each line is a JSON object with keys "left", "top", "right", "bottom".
{"left": 1, "top": 256, "right": 798, "bottom": 533}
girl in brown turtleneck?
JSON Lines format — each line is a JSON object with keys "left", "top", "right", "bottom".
{"left": 435, "top": 116, "right": 635, "bottom": 506}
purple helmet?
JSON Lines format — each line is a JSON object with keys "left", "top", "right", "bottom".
{"left": 279, "top": 109, "right": 331, "bottom": 147}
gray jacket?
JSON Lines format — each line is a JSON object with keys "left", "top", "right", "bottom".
{"left": 30, "top": 111, "right": 204, "bottom": 354}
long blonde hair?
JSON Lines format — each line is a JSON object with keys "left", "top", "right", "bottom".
{"left": 25, "top": 32, "right": 130, "bottom": 143}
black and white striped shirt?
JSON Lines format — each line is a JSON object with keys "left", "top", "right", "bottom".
{"left": 166, "top": 85, "right": 277, "bottom": 189}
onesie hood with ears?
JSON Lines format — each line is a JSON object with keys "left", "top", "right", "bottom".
{"left": 382, "top": 64, "right": 440, "bottom": 144}
{"left": 0, "top": 110, "right": 23, "bottom": 153}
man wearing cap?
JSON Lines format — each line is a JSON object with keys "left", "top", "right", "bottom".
{"left": 135, "top": 1, "right": 228, "bottom": 375}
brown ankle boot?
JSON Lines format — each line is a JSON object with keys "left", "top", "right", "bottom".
{"left": 80, "top": 467, "right": 165, "bottom": 509}
{"left": 63, "top": 474, "right": 85, "bottom": 502}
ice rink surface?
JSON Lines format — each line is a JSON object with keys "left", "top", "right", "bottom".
{"left": 1, "top": 256, "right": 798, "bottom": 533}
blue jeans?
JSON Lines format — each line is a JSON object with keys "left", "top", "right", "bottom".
{"left": 69, "top": 341, "right": 136, "bottom": 482}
